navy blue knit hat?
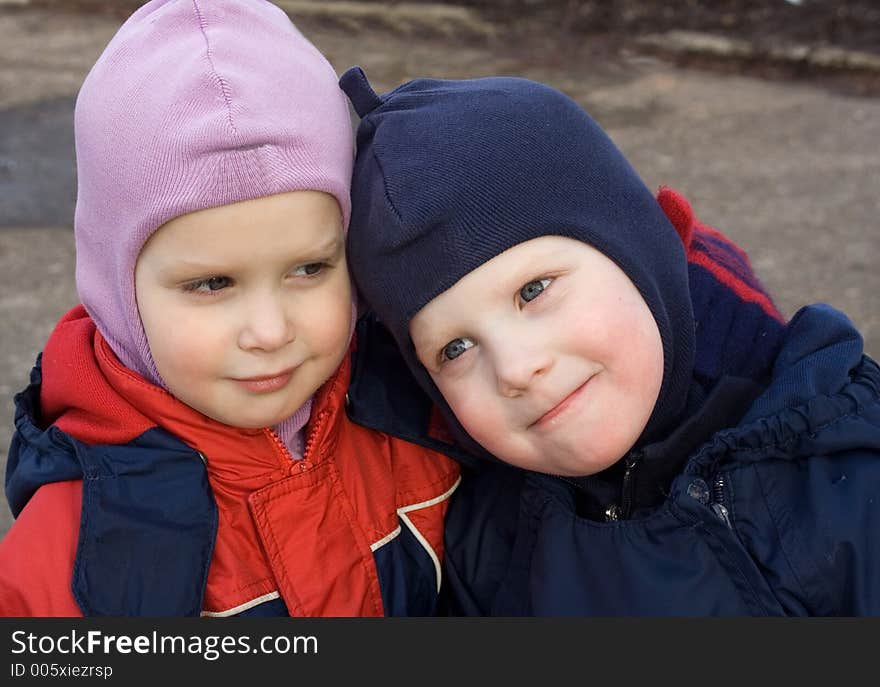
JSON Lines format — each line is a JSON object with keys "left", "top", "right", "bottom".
{"left": 341, "top": 66, "right": 696, "bottom": 455}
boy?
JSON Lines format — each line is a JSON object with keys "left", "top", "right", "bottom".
{"left": 0, "top": 2, "right": 458, "bottom": 617}
{"left": 339, "top": 67, "right": 880, "bottom": 615}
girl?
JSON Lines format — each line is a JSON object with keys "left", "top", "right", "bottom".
{"left": 0, "top": 1, "right": 458, "bottom": 617}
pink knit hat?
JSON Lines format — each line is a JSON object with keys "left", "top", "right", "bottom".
{"left": 74, "top": 0, "right": 354, "bottom": 386}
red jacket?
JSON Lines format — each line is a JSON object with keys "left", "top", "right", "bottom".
{"left": 1, "top": 306, "right": 460, "bottom": 616}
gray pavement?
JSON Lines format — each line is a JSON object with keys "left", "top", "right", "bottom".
{"left": 1, "top": 5, "right": 878, "bottom": 536}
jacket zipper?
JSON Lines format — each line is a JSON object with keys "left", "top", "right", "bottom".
{"left": 266, "top": 412, "right": 324, "bottom": 475}
{"left": 295, "top": 409, "right": 327, "bottom": 473}
{"left": 711, "top": 474, "right": 733, "bottom": 529}
{"left": 558, "top": 448, "right": 650, "bottom": 523}
{"left": 617, "top": 450, "right": 643, "bottom": 520}
{"left": 602, "top": 450, "right": 644, "bottom": 521}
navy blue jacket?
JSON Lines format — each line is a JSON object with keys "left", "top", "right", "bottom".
{"left": 349, "top": 304, "right": 880, "bottom": 615}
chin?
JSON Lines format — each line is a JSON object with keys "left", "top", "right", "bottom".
{"left": 202, "top": 405, "right": 286, "bottom": 430}
{"left": 549, "top": 442, "right": 628, "bottom": 477}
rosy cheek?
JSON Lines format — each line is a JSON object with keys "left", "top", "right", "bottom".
{"left": 299, "top": 287, "right": 352, "bottom": 352}
{"left": 447, "top": 386, "right": 499, "bottom": 444}
{"left": 435, "top": 380, "right": 470, "bottom": 422}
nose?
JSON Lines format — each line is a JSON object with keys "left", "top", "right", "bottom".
{"left": 492, "top": 337, "right": 552, "bottom": 398}
{"left": 237, "top": 291, "right": 295, "bottom": 352}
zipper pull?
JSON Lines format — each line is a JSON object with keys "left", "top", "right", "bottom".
{"left": 686, "top": 476, "right": 733, "bottom": 529}
{"left": 711, "top": 502, "right": 733, "bottom": 529}
{"left": 604, "top": 504, "right": 621, "bottom": 522}
{"left": 289, "top": 459, "right": 311, "bottom": 475}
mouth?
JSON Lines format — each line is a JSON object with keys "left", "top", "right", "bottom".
{"left": 232, "top": 367, "right": 297, "bottom": 394}
{"left": 530, "top": 375, "right": 595, "bottom": 429}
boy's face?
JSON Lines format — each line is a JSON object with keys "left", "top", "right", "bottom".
{"left": 135, "top": 191, "right": 352, "bottom": 429}
{"left": 410, "top": 236, "right": 664, "bottom": 476}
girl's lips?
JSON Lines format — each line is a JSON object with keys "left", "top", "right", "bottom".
{"left": 233, "top": 369, "right": 295, "bottom": 394}
{"left": 532, "top": 376, "right": 594, "bottom": 429}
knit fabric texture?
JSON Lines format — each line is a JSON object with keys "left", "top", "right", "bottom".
{"left": 74, "top": 0, "right": 354, "bottom": 388}
{"left": 341, "top": 67, "right": 786, "bottom": 459}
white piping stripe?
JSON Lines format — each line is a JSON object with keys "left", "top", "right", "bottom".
{"left": 369, "top": 476, "right": 462, "bottom": 593}
{"left": 398, "top": 476, "right": 461, "bottom": 515}
{"left": 200, "top": 591, "right": 281, "bottom": 618}
{"left": 370, "top": 524, "right": 402, "bottom": 551}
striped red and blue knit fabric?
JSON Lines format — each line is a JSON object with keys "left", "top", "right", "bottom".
{"left": 689, "top": 223, "right": 785, "bottom": 324}
{"left": 657, "top": 186, "right": 786, "bottom": 385}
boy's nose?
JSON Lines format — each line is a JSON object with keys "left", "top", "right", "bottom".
{"left": 493, "top": 341, "right": 552, "bottom": 398}
{"left": 238, "top": 293, "right": 295, "bottom": 352}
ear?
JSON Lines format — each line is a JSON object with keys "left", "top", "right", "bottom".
{"left": 656, "top": 186, "right": 694, "bottom": 251}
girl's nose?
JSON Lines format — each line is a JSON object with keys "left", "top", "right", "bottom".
{"left": 238, "top": 292, "right": 295, "bottom": 352}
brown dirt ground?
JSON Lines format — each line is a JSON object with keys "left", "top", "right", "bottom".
{"left": 463, "top": 0, "right": 880, "bottom": 96}
{"left": 26, "top": 0, "right": 880, "bottom": 96}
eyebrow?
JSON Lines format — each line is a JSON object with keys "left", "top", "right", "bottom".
{"left": 300, "top": 232, "right": 344, "bottom": 258}
{"left": 171, "top": 233, "right": 343, "bottom": 268}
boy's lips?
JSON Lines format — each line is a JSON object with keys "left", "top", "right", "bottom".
{"left": 530, "top": 375, "right": 595, "bottom": 429}
{"left": 232, "top": 367, "right": 297, "bottom": 394}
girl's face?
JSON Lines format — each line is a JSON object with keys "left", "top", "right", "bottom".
{"left": 409, "top": 235, "right": 664, "bottom": 477}
{"left": 135, "top": 191, "right": 352, "bottom": 428}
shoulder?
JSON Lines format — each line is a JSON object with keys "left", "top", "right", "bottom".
{"left": 741, "top": 304, "right": 875, "bottom": 426}
{"left": 334, "top": 410, "right": 461, "bottom": 515}
{"left": 0, "top": 480, "right": 83, "bottom": 616}
{"left": 311, "top": 351, "right": 461, "bottom": 557}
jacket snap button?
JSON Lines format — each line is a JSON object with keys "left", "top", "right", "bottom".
{"left": 686, "top": 478, "right": 710, "bottom": 505}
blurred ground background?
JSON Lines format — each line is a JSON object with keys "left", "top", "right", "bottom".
{"left": 1, "top": 0, "right": 878, "bottom": 534}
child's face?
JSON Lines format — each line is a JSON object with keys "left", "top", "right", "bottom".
{"left": 410, "top": 236, "right": 664, "bottom": 476}
{"left": 135, "top": 191, "right": 352, "bottom": 429}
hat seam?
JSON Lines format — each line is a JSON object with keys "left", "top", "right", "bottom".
{"left": 365, "top": 121, "right": 404, "bottom": 227}
{"left": 191, "top": 0, "right": 237, "bottom": 134}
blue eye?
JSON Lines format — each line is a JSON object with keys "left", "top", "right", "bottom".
{"left": 442, "top": 338, "right": 474, "bottom": 362}
{"left": 293, "top": 262, "right": 326, "bottom": 277}
{"left": 184, "top": 276, "right": 232, "bottom": 293}
{"left": 520, "top": 278, "right": 551, "bottom": 302}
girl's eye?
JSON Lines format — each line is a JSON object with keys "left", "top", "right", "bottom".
{"left": 184, "top": 276, "right": 231, "bottom": 293}
{"left": 293, "top": 262, "right": 326, "bottom": 277}
{"left": 441, "top": 337, "right": 474, "bottom": 363}
{"left": 520, "top": 278, "right": 552, "bottom": 303}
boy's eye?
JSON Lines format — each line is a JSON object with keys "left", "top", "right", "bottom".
{"left": 441, "top": 337, "right": 474, "bottom": 362}
{"left": 520, "top": 278, "right": 552, "bottom": 302}
{"left": 184, "top": 276, "right": 232, "bottom": 293}
{"left": 293, "top": 262, "right": 326, "bottom": 277}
